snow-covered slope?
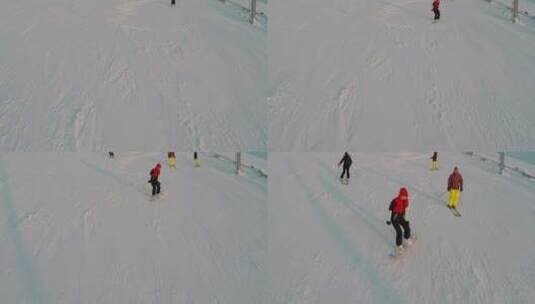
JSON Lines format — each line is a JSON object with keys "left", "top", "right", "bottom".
{"left": 495, "top": 0, "right": 535, "bottom": 17}
{"left": 268, "top": 152, "right": 535, "bottom": 303}
{"left": 475, "top": 151, "right": 535, "bottom": 178}
{"left": 0, "top": 152, "right": 266, "bottom": 303}
{"left": 0, "top": 0, "right": 266, "bottom": 151}
{"left": 268, "top": 0, "right": 535, "bottom": 151}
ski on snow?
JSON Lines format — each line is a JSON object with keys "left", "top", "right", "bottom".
{"left": 447, "top": 206, "right": 461, "bottom": 217}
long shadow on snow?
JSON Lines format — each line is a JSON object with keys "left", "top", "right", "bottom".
{"left": 315, "top": 161, "right": 392, "bottom": 246}
{"left": 289, "top": 163, "right": 403, "bottom": 304}
{"left": 80, "top": 159, "right": 148, "bottom": 197}
{"left": 0, "top": 159, "right": 47, "bottom": 304}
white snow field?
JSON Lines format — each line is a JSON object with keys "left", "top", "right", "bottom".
{"left": 0, "top": 0, "right": 267, "bottom": 151}
{"left": 0, "top": 152, "right": 266, "bottom": 303}
{"left": 268, "top": 152, "right": 535, "bottom": 304}
{"left": 268, "top": 0, "right": 535, "bottom": 151}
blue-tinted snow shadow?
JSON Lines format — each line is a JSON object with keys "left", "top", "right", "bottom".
{"left": 0, "top": 158, "right": 47, "bottom": 304}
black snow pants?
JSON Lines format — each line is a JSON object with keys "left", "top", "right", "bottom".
{"left": 433, "top": 8, "right": 440, "bottom": 20}
{"left": 151, "top": 180, "right": 161, "bottom": 196}
{"left": 340, "top": 166, "right": 350, "bottom": 179}
{"left": 392, "top": 214, "right": 411, "bottom": 246}
{"left": 171, "top": 0, "right": 175, "bottom": 5}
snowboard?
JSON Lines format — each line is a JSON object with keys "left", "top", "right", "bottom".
{"left": 340, "top": 178, "right": 349, "bottom": 185}
{"left": 149, "top": 193, "right": 164, "bottom": 202}
{"left": 390, "top": 236, "right": 417, "bottom": 259}
{"left": 448, "top": 206, "right": 461, "bottom": 217}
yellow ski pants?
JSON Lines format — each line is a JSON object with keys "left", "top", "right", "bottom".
{"left": 448, "top": 190, "right": 460, "bottom": 208}
{"left": 168, "top": 157, "right": 176, "bottom": 168}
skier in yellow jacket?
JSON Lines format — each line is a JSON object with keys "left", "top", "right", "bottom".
{"left": 167, "top": 152, "right": 176, "bottom": 169}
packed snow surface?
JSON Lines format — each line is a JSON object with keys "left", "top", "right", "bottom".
{"left": 0, "top": 0, "right": 266, "bottom": 151}
{"left": 268, "top": 152, "right": 535, "bottom": 304}
{"left": 0, "top": 152, "right": 266, "bottom": 303}
{"left": 268, "top": 0, "right": 535, "bottom": 151}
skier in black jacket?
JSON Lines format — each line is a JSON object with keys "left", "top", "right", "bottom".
{"left": 431, "top": 152, "right": 438, "bottom": 171}
{"left": 338, "top": 152, "right": 353, "bottom": 181}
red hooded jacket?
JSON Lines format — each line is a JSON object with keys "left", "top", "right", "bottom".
{"left": 433, "top": 0, "right": 440, "bottom": 9}
{"left": 150, "top": 164, "right": 161, "bottom": 181}
{"left": 390, "top": 187, "right": 409, "bottom": 215}
{"left": 448, "top": 171, "right": 463, "bottom": 191}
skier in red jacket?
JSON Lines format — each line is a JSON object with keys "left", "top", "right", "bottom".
{"left": 388, "top": 187, "right": 412, "bottom": 250}
{"left": 432, "top": 0, "right": 440, "bottom": 21}
{"left": 149, "top": 163, "right": 162, "bottom": 196}
{"left": 447, "top": 167, "right": 463, "bottom": 209}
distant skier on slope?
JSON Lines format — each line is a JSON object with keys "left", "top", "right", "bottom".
{"left": 194, "top": 151, "right": 201, "bottom": 167}
{"left": 171, "top": 0, "right": 175, "bottom": 6}
{"left": 387, "top": 187, "right": 412, "bottom": 252}
{"left": 432, "top": 0, "right": 441, "bottom": 22}
{"left": 148, "top": 163, "right": 162, "bottom": 197}
{"left": 431, "top": 152, "right": 439, "bottom": 171}
{"left": 168, "top": 152, "right": 176, "bottom": 169}
{"left": 338, "top": 152, "right": 352, "bottom": 184}
{"left": 447, "top": 167, "right": 463, "bottom": 209}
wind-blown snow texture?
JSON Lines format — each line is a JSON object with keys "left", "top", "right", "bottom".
{"left": 0, "top": 0, "right": 266, "bottom": 151}
{"left": 268, "top": 152, "right": 535, "bottom": 304}
{"left": 268, "top": 0, "right": 535, "bottom": 151}
{"left": 0, "top": 152, "right": 266, "bottom": 303}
